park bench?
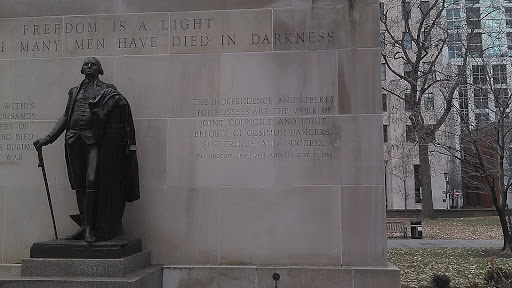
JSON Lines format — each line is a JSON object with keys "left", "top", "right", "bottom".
{"left": 386, "top": 221, "right": 407, "bottom": 238}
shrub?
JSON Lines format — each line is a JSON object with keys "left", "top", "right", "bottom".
{"left": 484, "top": 258, "right": 512, "bottom": 288}
{"left": 465, "top": 280, "right": 479, "bottom": 288}
{"left": 432, "top": 273, "right": 451, "bottom": 288}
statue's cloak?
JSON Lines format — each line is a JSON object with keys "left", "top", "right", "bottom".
{"left": 88, "top": 89, "right": 140, "bottom": 240}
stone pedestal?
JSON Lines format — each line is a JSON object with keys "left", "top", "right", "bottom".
{"left": 29, "top": 238, "right": 142, "bottom": 259}
{"left": 164, "top": 264, "right": 401, "bottom": 288}
{"left": 0, "top": 251, "right": 162, "bottom": 288}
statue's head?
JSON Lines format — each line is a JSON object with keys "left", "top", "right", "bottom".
{"left": 81, "top": 57, "right": 104, "bottom": 78}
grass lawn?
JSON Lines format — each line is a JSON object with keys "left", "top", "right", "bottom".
{"left": 388, "top": 247, "right": 512, "bottom": 287}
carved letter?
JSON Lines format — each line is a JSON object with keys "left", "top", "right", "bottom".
{"left": 139, "top": 20, "right": 147, "bottom": 31}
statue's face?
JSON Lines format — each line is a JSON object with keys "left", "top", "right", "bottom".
{"left": 82, "top": 58, "right": 100, "bottom": 78}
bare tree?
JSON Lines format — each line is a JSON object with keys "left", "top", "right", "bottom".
{"left": 440, "top": 52, "right": 512, "bottom": 251}
{"left": 381, "top": 0, "right": 469, "bottom": 218}
{"left": 391, "top": 141, "right": 417, "bottom": 210}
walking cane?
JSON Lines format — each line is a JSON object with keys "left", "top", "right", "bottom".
{"left": 36, "top": 148, "right": 59, "bottom": 240}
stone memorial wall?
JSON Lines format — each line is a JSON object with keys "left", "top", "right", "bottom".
{"left": 0, "top": 0, "right": 399, "bottom": 287}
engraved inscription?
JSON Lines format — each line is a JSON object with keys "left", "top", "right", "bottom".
{"left": 170, "top": 10, "right": 273, "bottom": 53}
{"left": 63, "top": 14, "right": 169, "bottom": 56}
{"left": 191, "top": 95, "right": 337, "bottom": 161}
{"left": 0, "top": 102, "right": 37, "bottom": 162}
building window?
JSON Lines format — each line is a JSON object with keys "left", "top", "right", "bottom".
{"left": 506, "top": 8, "right": 512, "bottom": 28}
{"left": 495, "top": 88, "right": 510, "bottom": 111}
{"left": 447, "top": 33, "right": 462, "bottom": 59}
{"left": 475, "top": 112, "right": 489, "bottom": 127}
{"left": 420, "top": 1, "right": 430, "bottom": 19}
{"left": 487, "top": 32, "right": 502, "bottom": 58}
{"left": 466, "top": 0, "right": 480, "bottom": 5}
{"left": 446, "top": 8, "right": 461, "bottom": 30}
{"left": 472, "top": 65, "right": 487, "bottom": 86}
{"left": 474, "top": 88, "right": 488, "bottom": 109}
{"left": 468, "top": 33, "right": 483, "bottom": 57}
{"left": 406, "top": 125, "right": 416, "bottom": 142}
{"left": 402, "top": 1, "right": 411, "bottom": 20}
{"left": 405, "top": 92, "right": 414, "bottom": 112}
{"left": 466, "top": 7, "right": 481, "bottom": 30}
{"left": 414, "top": 164, "right": 422, "bottom": 203}
{"left": 422, "top": 28, "right": 431, "bottom": 49}
{"left": 507, "top": 33, "right": 512, "bottom": 57}
{"left": 492, "top": 64, "right": 507, "bottom": 85}
{"left": 380, "top": 2, "right": 385, "bottom": 21}
{"left": 403, "top": 32, "right": 412, "bottom": 49}
{"left": 424, "top": 93, "right": 434, "bottom": 111}
{"left": 459, "top": 88, "right": 469, "bottom": 121}
{"left": 446, "top": 0, "right": 460, "bottom": 5}
{"left": 381, "top": 63, "right": 386, "bottom": 81}
{"left": 382, "top": 93, "right": 388, "bottom": 112}
{"left": 422, "top": 62, "right": 434, "bottom": 81}
{"left": 383, "top": 125, "right": 388, "bottom": 143}
{"left": 404, "top": 62, "right": 413, "bottom": 79}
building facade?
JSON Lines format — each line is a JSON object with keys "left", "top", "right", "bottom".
{"left": 381, "top": 0, "right": 512, "bottom": 209}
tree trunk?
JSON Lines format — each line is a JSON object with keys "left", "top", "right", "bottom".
{"left": 404, "top": 178, "right": 408, "bottom": 210}
{"left": 496, "top": 205, "right": 512, "bottom": 252}
{"left": 419, "top": 141, "right": 434, "bottom": 218}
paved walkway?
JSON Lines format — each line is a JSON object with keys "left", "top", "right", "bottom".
{"left": 388, "top": 239, "right": 502, "bottom": 248}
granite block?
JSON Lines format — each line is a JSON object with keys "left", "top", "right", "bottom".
{"left": 219, "top": 51, "right": 338, "bottom": 113}
{"left": 163, "top": 266, "right": 256, "bottom": 288}
{"left": 218, "top": 186, "right": 341, "bottom": 266}
{"left": 133, "top": 119, "right": 168, "bottom": 188}
{"left": 0, "top": 121, "right": 59, "bottom": 189}
{"left": 341, "top": 186, "right": 387, "bottom": 266}
{"left": 0, "top": 191, "right": 4, "bottom": 263}
{"left": 163, "top": 265, "right": 400, "bottom": 288}
{"left": 352, "top": 265, "right": 402, "bottom": 288}
{"left": 0, "top": 264, "right": 20, "bottom": 277}
{"left": 0, "top": 265, "right": 163, "bottom": 288}
{"left": 339, "top": 114, "right": 385, "bottom": 186}
{"left": 117, "top": 0, "right": 293, "bottom": 13}
{"left": 0, "top": 60, "right": 13, "bottom": 116}
{"left": 338, "top": 48, "right": 382, "bottom": 114}
{"left": 0, "top": 0, "right": 115, "bottom": 18}
{"left": 2, "top": 188, "right": 57, "bottom": 263}
{"left": 256, "top": 267, "right": 352, "bottom": 288}
{"left": 21, "top": 251, "right": 149, "bottom": 277}
{"left": 123, "top": 187, "right": 219, "bottom": 265}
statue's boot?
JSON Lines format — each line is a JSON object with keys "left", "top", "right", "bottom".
{"left": 65, "top": 189, "right": 85, "bottom": 240}
{"left": 84, "top": 190, "right": 97, "bottom": 243}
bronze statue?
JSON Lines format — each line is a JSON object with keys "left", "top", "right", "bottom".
{"left": 33, "top": 57, "right": 140, "bottom": 243}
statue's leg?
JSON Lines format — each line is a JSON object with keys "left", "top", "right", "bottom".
{"left": 64, "top": 189, "right": 85, "bottom": 240}
{"left": 65, "top": 140, "right": 87, "bottom": 240}
{"left": 84, "top": 145, "right": 99, "bottom": 243}
{"left": 83, "top": 189, "right": 97, "bottom": 243}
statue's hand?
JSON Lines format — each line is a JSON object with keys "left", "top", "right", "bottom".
{"left": 33, "top": 137, "right": 50, "bottom": 151}
{"left": 101, "top": 88, "right": 114, "bottom": 96}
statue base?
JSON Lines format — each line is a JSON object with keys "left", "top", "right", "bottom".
{"left": 29, "top": 238, "right": 142, "bottom": 259}
{"left": 0, "top": 240, "right": 162, "bottom": 288}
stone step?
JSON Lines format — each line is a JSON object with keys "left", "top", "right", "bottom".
{"left": 0, "top": 265, "right": 21, "bottom": 278}
{"left": 0, "top": 265, "right": 162, "bottom": 288}
{"left": 21, "top": 251, "right": 150, "bottom": 277}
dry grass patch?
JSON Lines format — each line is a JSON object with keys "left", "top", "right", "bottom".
{"left": 388, "top": 247, "right": 512, "bottom": 287}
